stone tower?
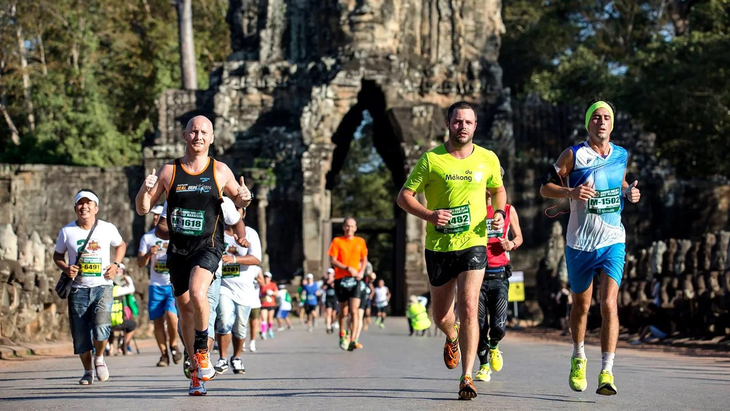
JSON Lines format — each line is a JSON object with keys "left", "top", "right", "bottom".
{"left": 148, "top": 0, "right": 511, "bottom": 312}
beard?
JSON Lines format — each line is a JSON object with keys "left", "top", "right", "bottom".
{"left": 449, "top": 130, "right": 473, "bottom": 148}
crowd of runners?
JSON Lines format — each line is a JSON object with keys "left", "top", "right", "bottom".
{"left": 54, "top": 99, "right": 640, "bottom": 400}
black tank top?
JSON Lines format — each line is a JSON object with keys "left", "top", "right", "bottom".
{"left": 167, "top": 158, "right": 224, "bottom": 256}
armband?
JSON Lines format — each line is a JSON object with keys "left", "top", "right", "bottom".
{"left": 541, "top": 164, "right": 562, "bottom": 186}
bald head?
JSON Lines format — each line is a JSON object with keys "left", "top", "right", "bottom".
{"left": 185, "top": 115, "right": 213, "bottom": 133}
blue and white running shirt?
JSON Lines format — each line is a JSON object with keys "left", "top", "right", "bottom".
{"left": 565, "top": 141, "right": 629, "bottom": 252}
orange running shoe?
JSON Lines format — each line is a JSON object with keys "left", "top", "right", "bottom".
{"left": 194, "top": 349, "right": 216, "bottom": 381}
{"left": 458, "top": 375, "right": 477, "bottom": 400}
{"left": 188, "top": 367, "right": 206, "bottom": 396}
{"left": 443, "top": 324, "right": 460, "bottom": 369}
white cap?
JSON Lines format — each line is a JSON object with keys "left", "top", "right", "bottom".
{"left": 221, "top": 197, "right": 242, "bottom": 225}
{"left": 75, "top": 190, "right": 99, "bottom": 205}
{"left": 306, "top": 273, "right": 314, "bottom": 279}
{"left": 264, "top": 271, "right": 272, "bottom": 278}
{"left": 151, "top": 205, "right": 164, "bottom": 215}
{"left": 327, "top": 268, "right": 334, "bottom": 274}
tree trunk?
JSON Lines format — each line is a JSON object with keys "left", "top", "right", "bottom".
{"left": 11, "top": 3, "right": 34, "bottom": 131}
{"left": 176, "top": 0, "right": 197, "bottom": 90}
{"left": 37, "top": 34, "right": 47, "bottom": 76}
{"left": 0, "top": 58, "right": 20, "bottom": 146}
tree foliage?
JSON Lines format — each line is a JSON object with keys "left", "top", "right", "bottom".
{"left": 0, "top": 0, "right": 230, "bottom": 166}
{"left": 501, "top": 0, "right": 730, "bottom": 177}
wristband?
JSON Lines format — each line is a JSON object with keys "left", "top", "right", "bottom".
{"left": 494, "top": 210, "right": 507, "bottom": 220}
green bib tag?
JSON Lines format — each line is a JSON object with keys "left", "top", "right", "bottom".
{"left": 435, "top": 205, "right": 471, "bottom": 234}
{"left": 587, "top": 188, "right": 621, "bottom": 214}
{"left": 222, "top": 264, "right": 240, "bottom": 278}
{"left": 154, "top": 259, "right": 169, "bottom": 275}
{"left": 80, "top": 256, "right": 102, "bottom": 277}
{"left": 171, "top": 208, "right": 205, "bottom": 236}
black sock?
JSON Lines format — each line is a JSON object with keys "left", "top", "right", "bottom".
{"left": 194, "top": 329, "right": 208, "bottom": 351}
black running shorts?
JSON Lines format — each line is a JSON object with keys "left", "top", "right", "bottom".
{"left": 166, "top": 247, "right": 222, "bottom": 297}
{"left": 325, "top": 297, "right": 338, "bottom": 310}
{"left": 425, "top": 246, "right": 487, "bottom": 287}
{"left": 334, "top": 277, "right": 366, "bottom": 303}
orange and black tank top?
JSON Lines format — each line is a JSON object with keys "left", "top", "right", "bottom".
{"left": 167, "top": 158, "right": 224, "bottom": 256}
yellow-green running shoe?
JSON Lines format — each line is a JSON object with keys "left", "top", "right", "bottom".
{"left": 474, "top": 364, "right": 491, "bottom": 382}
{"left": 489, "top": 348, "right": 503, "bottom": 372}
{"left": 569, "top": 357, "right": 588, "bottom": 392}
{"left": 596, "top": 370, "right": 617, "bottom": 395}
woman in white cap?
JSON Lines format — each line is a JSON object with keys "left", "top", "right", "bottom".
{"left": 53, "top": 189, "right": 127, "bottom": 385}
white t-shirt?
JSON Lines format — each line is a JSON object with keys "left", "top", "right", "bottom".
{"left": 278, "top": 289, "right": 292, "bottom": 311}
{"left": 138, "top": 229, "right": 171, "bottom": 287}
{"left": 220, "top": 228, "right": 262, "bottom": 306}
{"left": 55, "top": 220, "right": 123, "bottom": 288}
{"left": 374, "top": 286, "right": 389, "bottom": 305}
{"left": 250, "top": 267, "right": 262, "bottom": 309}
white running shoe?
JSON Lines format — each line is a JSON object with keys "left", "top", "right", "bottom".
{"left": 249, "top": 340, "right": 257, "bottom": 352}
{"left": 231, "top": 357, "right": 245, "bottom": 374}
{"left": 214, "top": 357, "right": 229, "bottom": 374}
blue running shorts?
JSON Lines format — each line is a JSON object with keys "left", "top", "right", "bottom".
{"left": 148, "top": 285, "right": 177, "bottom": 321}
{"left": 565, "top": 243, "right": 625, "bottom": 293}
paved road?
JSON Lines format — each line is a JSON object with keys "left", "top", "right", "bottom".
{"left": 1, "top": 320, "right": 728, "bottom": 410}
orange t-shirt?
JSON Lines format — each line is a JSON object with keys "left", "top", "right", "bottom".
{"left": 328, "top": 236, "right": 368, "bottom": 280}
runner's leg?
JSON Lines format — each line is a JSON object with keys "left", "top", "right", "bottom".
{"left": 431, "top": 278, "right": 458, "bottom": 340}
{"left": 456, "top": 269, "right": 485, "bottom": 378}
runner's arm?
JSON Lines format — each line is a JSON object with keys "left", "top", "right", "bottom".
{"left": 135, "top": 164, "right": 171, "bottom": 215}
{"left": 218, "top": 162, "right": 252, "bottom": 209}
{"left": 540, "top": 149, "right": 579, "bottom": 199}
{"left": 505, "top": 206, "right": 523, "bottom": 250}
{"left": 155, "top": 217, "right": 170, "bottom": 240}
{"left": 396, "top": 188, "right": 452, "bottom": 227}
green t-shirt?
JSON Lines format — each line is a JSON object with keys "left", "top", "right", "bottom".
{"left": 403, "top": 144, "right": 503, "bottom": 252}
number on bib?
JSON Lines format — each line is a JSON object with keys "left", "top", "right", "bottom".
{"left": 587, "top": 188, "right": 621, "bottom": 214}
{"left": 80, "top": 256, "right": 103, "bottom": 277}
{"left": 171, "top": 208, "right": 205, "bottom": 236}
{"left": 435, "top": 205, "right": 471, "bottom": 234}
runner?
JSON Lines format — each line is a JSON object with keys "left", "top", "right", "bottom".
{"left": 214, "top": 205, "right": 262, "bottom": 375}
{"left": 137, "top": 205, "right": 182, "bottom": 367}
{"left": 373, "top": 279, "right": 391, "bottom": 329}
{"left": 259, "top": 272, "right": 278, "bottom": 339}
{"left": 396, "top": 101, "right": 506, "bottom": 400}
{"left": 246, "top": 266, "right": 263, "bottom": 352}
{"left": 540, "top": 99, "right": 640, "bottom": 396}
{"left": 53, "top": 189, "right": 127, "bottom": 385}
{"left": 301, "top": 273, "right": 321, "bottom": 332}
{"left": 328, "top": 217, "right": 368, "bottom": 351}
{"left": 135, "top": 115, "right": 252, "bottom": 396}
{"left": 360, "top": 268, "right": 375, "bottom": 332}
{"left": 475, "top": 173, "right": 524, "bottom": 382}
{"left": 275, "top": 283, "right": 293, "bottom": 331}
{"left": 322, "top": 268, "right": 338, "bottom": 334}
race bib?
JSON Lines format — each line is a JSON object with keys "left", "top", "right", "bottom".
{"left": 154, "top": 259, "right": 169, "bottom": 275}
{"left": 341, "top": 277, "right": 357, "bottom": 288}
{"left": 587, "top": 188, "right": 621, "bottom": 214}
{"left": 486, "top": 218, "right": 504, "bottom": 238}
{"left": 222, "top": 264, "right": 240, "bottom": 278}
{"left": 171, "top": 208, "right": 205, "bottom": 236}
{"left": 80, "top": 255, "right": 102, "bottom": 277}
{"left": 435, "top": 205, "right": 471, "bottom": 234}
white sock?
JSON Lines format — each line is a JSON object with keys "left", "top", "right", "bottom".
{"left": 572, "top": 341, "right": 586, "bottom": 359}
{"left": 601, "top": 352, "right": 615, "bottom": 373}
{"left": 94, "top": 354, "right": 104, "bottom": 365}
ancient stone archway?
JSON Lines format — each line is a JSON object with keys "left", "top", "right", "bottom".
{"left": 148, "top": 0, "right": 512, "bottom": 311}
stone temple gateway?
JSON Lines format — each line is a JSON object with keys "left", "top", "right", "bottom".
{"left": 148, "top": 0, "right": 512, "bottom": 313}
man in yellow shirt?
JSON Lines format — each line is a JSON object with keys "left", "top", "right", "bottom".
{"left": 397, "top": 101, "right": 506, "bottom": 400}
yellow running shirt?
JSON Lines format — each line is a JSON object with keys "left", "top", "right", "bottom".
{"left": 403, "top": 144, "right": 503, "bottom": 252}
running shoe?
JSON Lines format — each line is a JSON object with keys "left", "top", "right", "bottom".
{"left": 489, "top": 347, "right": 503, "bottom": 372}
{"left": 94, "top": 360, "right": 109, "bottom": 382}
{"left": 214, "top": 357, "right": 229, "bottom": 374}
{"left": 171, "top": 346, "right": 183, "bottom": 364}
{"left": 249, "top": 340, "right": 257, "bottom": 352}
{"left": 355, "top": 341, "right": 363, "bottom": 349}
{"left": 596, "top": 370, "right": 617, "bottom": 395}
{"left": 268, "top": 329, "right": 275, "bottom": 339}
{"left": 195, "top": 349, "right": 216, "bottom": 381}
{"left": 474, "top": 364, "right": 491, "bottom": 382}
{"left": 189, "top": 370, "right": 206, "bottom": 396}
{"left": 277, "top": 327, "right": 286, "bottom": 332}
{"left": 569, "top": 357, "right": 588, "bottom": 392}
{"left": 79, "top": 373, "right": 93, "bottom": 385}
{"left": 157, "top": 353, "right": 170, "bottom": 367}
{"left": 260, "top": 331, "right": 267, "bottom": 340}
{"left": 231, "top": 357, "right": 245, "bottom": 375}
{"left": 378, "top": 322, "right": 385, "bottom": 329}
{"left": 443, "top": 324, "right": 460, "bottom": 370}
{"left": 339, "top": 337, "right": 349, "bottom": 350}
{"left": 183, "top": 350, "right": 192, "bottom": 379}
{"left": 458, "top": 375, "right": 477, "bottom": 400}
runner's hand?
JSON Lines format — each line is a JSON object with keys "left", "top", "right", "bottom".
{"left": 233, "top": 233, "right": 250, "bottom": 248}
{"left": 222, "top": 255, "right": 235, "bottom": 264}
{"left": 144, "top": 168, "right": 157, "bottom": 192}
{"left": 237, "top": 176, "right": 252, "bottom": 202}
{"left": 103, "top": 264, "right": 118, "bottom": 280}
{"left": 491, "top": 213, "right": 504, "bottom": 231}
{"left": 428, "top": 209, "right": 452, "bottom": 227}
{"left": 67, "top": 264, "right": 79, "bottom": 279}
{"left": 148, "top": 244, "right": 159, "bottom": 256}
{"left": 626, "top": 180, "right": 640, "bottom": 203}
{"left": 347, "top": 267, "right": 358, "bottom": 277}
{"left": 498, "top": 238, "right": 513, "bottom": 251}
{"left": 569, "top": 182, "right": 597, "bottom": 201}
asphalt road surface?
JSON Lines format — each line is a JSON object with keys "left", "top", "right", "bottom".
{"left": 1, "top": 320, "right": 728, "bottom": 410}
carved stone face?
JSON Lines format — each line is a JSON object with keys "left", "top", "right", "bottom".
{"left": 340, "top": 0, "right": 400, "bottom": 54}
